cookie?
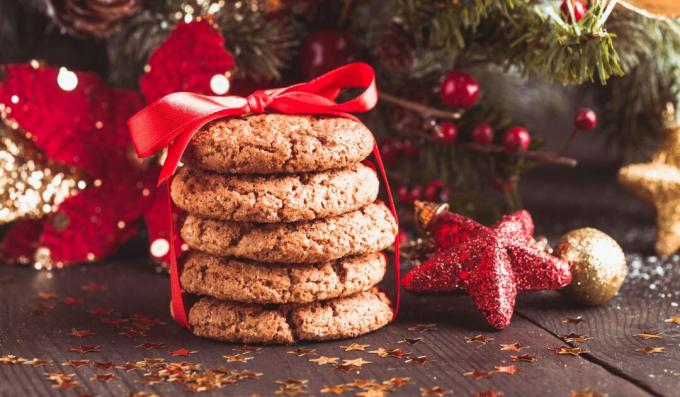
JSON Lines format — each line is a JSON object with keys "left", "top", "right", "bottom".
{"left": 170, "top": 164, "right": 379, "bottom": 223}
{"left": 188, "top": 288, "right": 393, "bottom": 344}
{"left": 183, "top": 114, "right": 374, "bottom": 174}
{"left": 181, "top": 202, "right": 398, "bottom": 263}
{"left": 181, "top": 251, "right": 386, "bottom": 304}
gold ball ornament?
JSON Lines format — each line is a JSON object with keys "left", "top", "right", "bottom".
{"left": 555, "top": 228, "right": 627, "bottom": 305}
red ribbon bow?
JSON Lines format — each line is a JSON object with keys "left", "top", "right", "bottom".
{"left": 128, "top": 63, "right": 400, "bottom": 329}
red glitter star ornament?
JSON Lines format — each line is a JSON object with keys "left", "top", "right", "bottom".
{"left": 403, "top": 202, "right": 572, "bottom": 329}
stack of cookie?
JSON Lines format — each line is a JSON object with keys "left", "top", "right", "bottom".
{"left": 171, "top": 114, "right": 398, "bottom": 344}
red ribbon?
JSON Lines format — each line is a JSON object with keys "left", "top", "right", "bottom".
{"left": 128, "top": 63, "right": 400, "bottom": 329}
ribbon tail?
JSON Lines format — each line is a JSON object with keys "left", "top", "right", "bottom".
{"left": 372, "top": 143, "right": 400, "bottom": 320}
{"left": 163, "top": 182, "right": 189, "bottom": 329}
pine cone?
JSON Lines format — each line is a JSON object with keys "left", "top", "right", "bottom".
{"left": 374, "top": 24, "right": 414, "bottom": 72}
{"left": 43, "top": 0, "right": 142, "bottom": 38}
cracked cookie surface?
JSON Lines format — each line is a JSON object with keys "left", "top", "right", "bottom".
{"left": 188, "top": 288, "right": 392, "bottom": 344}
{"left": 180, "top": 251, "right": 386, "bottom": 304}
{"left": 180, "top": 202, "right": 398, "bottom": 263}
{"left": 171, "top": 164, "right": 379, "bottom": 223}
{"left": 184, "top": 114, "right": 374, "bottom": 174}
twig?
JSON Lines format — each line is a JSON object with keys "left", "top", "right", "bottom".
{"left": 380, "top": 92, "right": 462, "bottom": 120}
{"left": 381, "top": 92, "right": 578, "bottom": 167}
{"left": 463, "top": 143, "right": 578, "bottom": 167}
{"left": 338, "top": 0, "right": 352, "bottom": 27}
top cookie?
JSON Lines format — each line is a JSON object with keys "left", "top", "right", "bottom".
{"left": 184, "top": 114, "right": 375, "bottom": 174}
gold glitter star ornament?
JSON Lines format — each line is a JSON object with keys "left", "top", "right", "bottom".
{"left": 619, "top": 105, "right": 680, "bottom": 256}
{"left": 555, "top": 228, "right": 627, "bottom": 305}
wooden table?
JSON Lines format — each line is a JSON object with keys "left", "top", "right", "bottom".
{"left": 1, "top": 249, "right": 678, "bottom": 397}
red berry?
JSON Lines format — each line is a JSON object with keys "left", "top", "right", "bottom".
{"left": 503, "top": 126, "right": 531, "bottom": 153}
{"left": 379, "top": 138, "right": 401, "bottom": 165}
{"left": 424, "top": 180, "right": 449, "bottom": 202}
{"left": 574, "top": 107, "right": 597, "bottom": 131}
{"left": 472, "top": 123, "right": 494, "bottom": 145}
{"left": 300, "top": 29, "right": 356, "bottom": 79}
{"left": 560, "top": 0, "right": 587, "bottom": 22}
{"left": 440, "top": 71, "right": 479, "bottom": 109}
{"left": 433, "top": 122, "right": 458, "bottom": 144}
{"left": 400, "top": 139, "right": 420, "bottom": 158}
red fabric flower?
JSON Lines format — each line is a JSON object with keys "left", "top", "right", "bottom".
{"left": 139, "top": 19, "right": 234, "bottom": 103}
{"left": 0, "top": 64, "right": 155, "bottom": 267}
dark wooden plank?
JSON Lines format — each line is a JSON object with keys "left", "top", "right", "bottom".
{"left": 516, "top": 254, "right": 680, "bottom": 397}
{"left": 0, "top": 259, "right": 656, "bottom": 397}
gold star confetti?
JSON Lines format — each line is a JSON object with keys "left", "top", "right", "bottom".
{"left": 511, "top": 354, "right": 537, "bottom": 362}
{"left": 309, "top": 356, "right": 338, "bottom": 365}
{"left": 357, "top": 389, "right": 388, "bottom": 397}
{"left": 320, "top": 384, "right": 347, "bottom": 394}
{"left": 0, "top": 355, "right": 26, "bottom": 364}
{"left": 368, "top": 348, "right": 408, "bottom": 358}
{"left": 45, "top": 372, "right": 79, "bottom": 389}
{"left": 664, "top": 316, "right": 680, "bottom": 325}
{"left": 340, "top": 343, "right": 369, "bottom": 351}
{"left": 89, "top": 372, "right": 118, "bottom": 382}
{"left": 90, "top": 361, "right": 113, "bottom": 369}
{"left": 494, "top": 365, "right": 518, "bottom": 375}
{"left": 81, "top": 282, "right": 107, "bottom": 292}
{"left": 63, "top": 359, "right": 90, "bottom": 368}
{"left": 275, "top": 379, "right": 308, "bottom": 396}
{"left": 635, "top": 346, "right": 665, "bottom": 355}
{"left": 350, "top": 378, "right": 378, "bottom": 388}
{"left": 499, "top": 342, "right": 528, "bottom": 351}
{"left": 232, "top": 369, "right": 262, "bottom": 379}
{"left": 69, "top": 328, "right": 95, "bottom": 338}
{"left": 550, "top": 346, "right": 590, "bottom": 356}
{"left": 398, "top": 337, "right": 424, "bottom": 345}
{"left": 408, "top": 323, "right": 438, "bottom": 332}
{"left": 559, "top": 333, "right": 592, "bottom": 343}
{"left": 334, "top": 363, "right": 358, "bottom": 372}
{"left": 343, "top": 358, "right": 372, "bottom": 367}
{"left": 115, "top": 362, "right": 138, "bottom": 371}
{"left": 223, "top": 353, "right": 254, "bottom": 363}
{"left": 466, "top": 334, "right": 494, "bottom": 345}
{"left": 561, "top": 316, "right": 586, "bottom": 325}
{"left": 170, "top": 348, "right": 197, "bottom": 357}
{"left": 233, "top": 345, "right": 262, "bottom": 353}
{"left": 634, "top": 331, "right": 662, "bottom": 340}
{"left": 570, "top": 389, "right": 609, "bottom": 397}
{"left": 119, "top": 329, "right": 147, "bottom": 338}
{"left": 130, "top": 393, "right": 160, "bottom": 397}
{"left": 405, "top": 355, "right": 431, "bottom": 365}
{"left": 135, "top": 342, "right": 165, "bottom": 350}
{"left": 22, "top": 358, "right": 52, "bottom": 366}
{"left": 69, "top": 345, "right": 101, "bottom": 354}
{"left": 474, "top": 391, "right": 504, "bottom": 397}
{"left": 287, "top": 348, "right": 316, "bottom": 357}
{"left": 421, "top": 386, "right": 451, "bottom": 396}
{"left": 37, "top": 291, "right": 57, "bottom": 300}
{"left": 464, "top": 370, "right": 494, "bottom": 379}
{"left": 88, "top": 308, "right": 114, "bottom": 315}
{"left": 384, "top": 377, "right": 412, "bottom": 388}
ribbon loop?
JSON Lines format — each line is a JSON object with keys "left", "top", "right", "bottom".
{"left": 246, "top": 90, "right": 272, "bottom": 114}
{"left": 128, "top": 62, "right": 400, "bottom": 330}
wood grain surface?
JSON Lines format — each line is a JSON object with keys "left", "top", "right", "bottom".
{"left": 1, "top": 253, "right": 677, "bottom": 397}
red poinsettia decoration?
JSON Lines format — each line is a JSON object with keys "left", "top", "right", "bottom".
{"left": 0, "top": 63, "right": 156, "bottom": 268}
{"left": 0, "top": 18, "right": 235, "bottom": 268}
{"left": 403, "top": 202, "right": 572, "bottom": 329}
